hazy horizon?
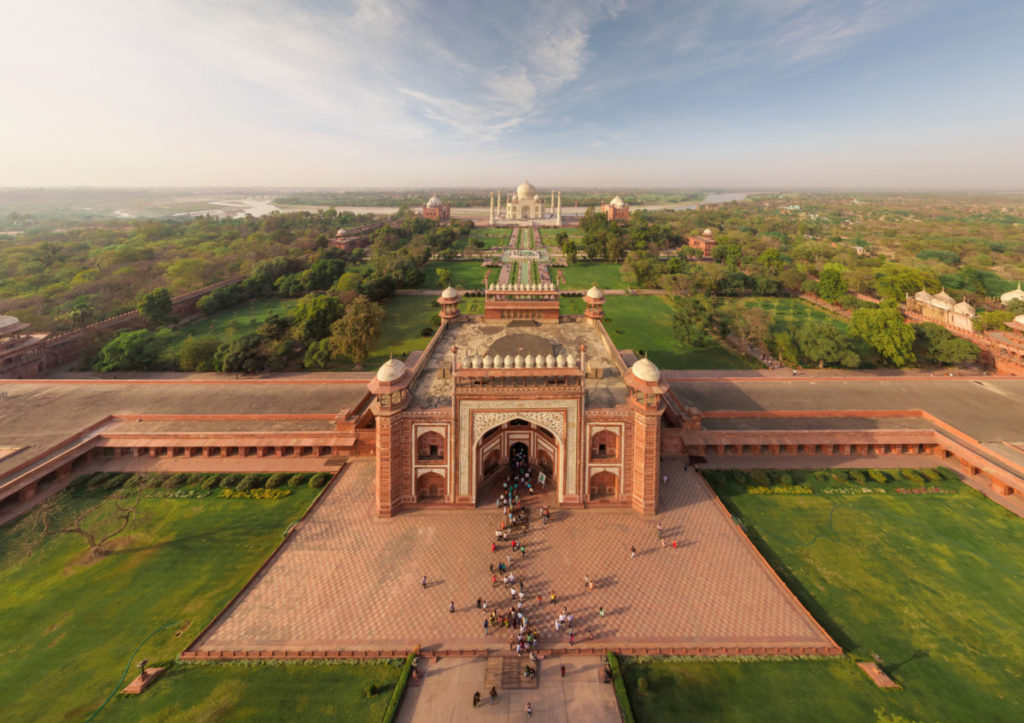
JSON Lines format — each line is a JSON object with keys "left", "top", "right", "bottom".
{"left": 3, "top": 1, "right": 1023, "bottom": 190}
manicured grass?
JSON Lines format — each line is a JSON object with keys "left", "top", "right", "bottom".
{"left": 0, "top": 479, "right": 322, "bottom": 721}
{"left": 108, "top": 661, "right": 400, "bottom": 722}
{"left": 417, "top": 261, "right": 489, "bottom": 291}
{"left": 459, "top": 296, "right": 485, "bottom": 315}
{"left": 602, "top": 295, "right": 756, "bottom": 370}
{"left": 357, "top": 294, "right": 440, "bottom": 370}
{"left": 164, "top": 297, "right": 299, "bottom": 356}
{"left": 558, "top": 261, "right": 624, "bottom": 289}
{"left": 626, "top": 467, "right": 1024, "bottom": 722}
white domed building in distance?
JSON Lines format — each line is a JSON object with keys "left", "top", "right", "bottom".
{"left": 489, "top": 180, "right": 563, "bottom": 226}
{"left": 601, "top": 194, "right": 630, "bottom": 221}
{"left": 421, "top": 194, "right": 451, "bottom": 223}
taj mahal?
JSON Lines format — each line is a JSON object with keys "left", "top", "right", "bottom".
{"left": 490, "top": 180, "right": 563, "bottom": 226}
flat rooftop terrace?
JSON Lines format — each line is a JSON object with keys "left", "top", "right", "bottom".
{"left": 409, "top": 319, "right": 629, "bottom": 409}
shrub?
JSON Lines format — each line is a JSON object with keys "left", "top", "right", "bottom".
{"left": 200, "top": 475, "right": 220, "bottom": 490}
{"left": 187, "top": 473, "right": 206, "bottom": 487}
{"left": 636, "top": 676, "right": 649, "bottom": 695}
{"left": 265, "top": 473, "right": 288, "bottom": 489}
{"left": 236, "top": 474, "right": 258, "bottom": 492}
{"left": 103, "top": 473, "right": 132, "bottom": 491}
{"left": 902, "top": 469, "right": 925, "bottom": 486}
{"left": 163, "top": 473, "right": 188, "bottom": 489}
{"left": 381, "top": 653, "right": 416, "bottom": 723}
{"left": 287, "top": 473, "right": 308, "bottom": 487}
{"left": 219, "top": 473, "right": 242, "bottom": 489}
{"left": 420, "top": 327, "right": 434, "bottom": 337}
{"left": 309, "top": 473, "right": 331, "bottom": 489}
{"left": 869, "top": 469, "right": 888, "bottom": 484}
{"left": 750, "top": 470, "right": 770, "bottom": 487}
{"left": 365, "top": 683, "right": 379, "bottom": 698}
{"left": 778, "top": 473, "right": 793, "bottom": 486}
{"left": 606, "top": 653, "right": 636, "bottom": 723}
{"left": 849, "top": 470, "right": 867, "bottom": 484}
{"left": 921, "top": 468, "right": 942, "bottom": 482}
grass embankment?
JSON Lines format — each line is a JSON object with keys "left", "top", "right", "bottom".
{"left": 602, "top": 295, "right": 755, "bottom": 370}
{"left": 162, "top": 297, "right": 299, "bottom": 361}
{"left": 359, "top": 294, "right": 440, "bottom": 370}
{"left": 0, "top": 473, "right": 396, "bottom": 721}
{"left": 418, "top": 261, "right": 488, "bottom": 290}
{"left": 624, "top": 467, "right": 1024, "bottom": 721}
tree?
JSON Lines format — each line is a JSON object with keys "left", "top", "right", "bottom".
{"left": 290, "top": 293, "right": 344, "bottom": 343}
{"left": 327, "top": 295, "right": 384, "bottom": 368}
{"left": 851, "top": 302, "right": 915, "bottom": 367}
{"left": 214, "top": 333, "right": 267, "bottom": 373}
{"left": 436, "top": 267, "right": 452, "bottom": 289}
{"left": 796, "top": 320, "right": 860, "bottom": 368}
{"left": 914, "top": 323, "right": 980, "bottom": 365}
{"left": 177, "top": 335, "right": 221, "bottom": 372}
{"left": 562, "top": 239, "right": 577, "bottom": 264}
{"left": 93, "top": 329, "right": 172, "bottom": 371}
{"left": 672, "top": 294, "right": 715, "bottom": 347}
{"left": 137, "top": 287, "right": 173, "bottom": 327}
{"left": 817, "top": 263, "right": 848, "bottom": 304}
{"left": 734, "top": 307, "right": 771, "bottom": 351}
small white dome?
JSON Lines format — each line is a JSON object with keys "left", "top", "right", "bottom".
{"left": 1001, "top": 283, "right": 1024, "bottom": 305}
{"left": 376, "top": 358, "right": 407, "bottom": 383}
{"left": 1015, "top": 314, "right": 1024, "bottom": 325}
{"left": 472, "top": 355, "right": 481, "bottom": 369}
{"left": 566, "top": 353, "right": 576, "bottom": 367}
{"left": 514, "top": 354, "right": 524, "bottom": 368}
{"left": 609, "top": 195, "right": 625, "bottom": 208}
{"left": 953, "top": 300, "right": 975, "bottom": 316}
{"left": 556, "top": 354, "right": 565, "bottom": 367}
{"left": 483, "top": 355, "right": 493, "bottom": 368}
{"left": 586, "top": 285, "right": 603, "bottom": 300}
{"left": 631, "top": 357, "right": 661, "bottom": 383}
{"left": 545, "top": 353, "right": 555, "bottom": 367}
{"left": 426, "top": 195, "right": 442, "bottom": 208}
{"left": 504, "top": 354, "right": 514, "bottom": 368}
{"left": 702, "top": 227, "right": 714, "bottom": 237}
{"left": 489, "top": 283, "right": 495, "bottom": 290}
{"left": 914, "top": 289, "right": 933, "bottom": 304}
{"left": 441, "top": 286, "right": 459, "bottom": 299}
{"left": 493, "top": 355, "right": 503, "bottom": 369}
{"left": 535, "top": 354, "right": 544, "bottom": 367}
{"left": 931, "top": 290, "right": 954, "bottom": 310}
{"left": 525, "top": 354, "right": 535, "bottom": 368}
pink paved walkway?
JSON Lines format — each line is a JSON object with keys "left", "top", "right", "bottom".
{"left": 191, "top": 459, "right": 836, "bottom": 655}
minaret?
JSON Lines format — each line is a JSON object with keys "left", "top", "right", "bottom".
{"left": 556, "top": 191, "right": 562, "bottom": 226}
{"left": 550, "top": 190, "right": 554, "bottom": 215}
{"left": 489, "top": 192, "right": 494, "bottom": 225}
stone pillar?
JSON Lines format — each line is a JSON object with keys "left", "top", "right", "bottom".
{"left": 489, "top": 192, "right": 494, "bottom": 225}
{"left": 556, "top": 191, "right": 561, "bottom": 226}
{"left": 375, "top": 412, "right": 405, "bottom": 517}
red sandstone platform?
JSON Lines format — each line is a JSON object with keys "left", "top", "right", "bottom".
{"left": 186, "top": 459, "right": 839, "bottom": 658}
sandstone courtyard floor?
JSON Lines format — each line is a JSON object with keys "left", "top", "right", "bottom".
{"left": 190, "top": 458, "right": 835, "bottom": 655}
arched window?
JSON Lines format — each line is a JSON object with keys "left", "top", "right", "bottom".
{"left": 590, "top": 471, "right": 617, "bottom": 498}
{"left": 417, "top": 471, "right": 444, "bottom": 499}
{"left": 417, "top": 431, "right": 445, "bottom": 461}
{"left": 591, "top": 430, "right": 619, "bottom": 460}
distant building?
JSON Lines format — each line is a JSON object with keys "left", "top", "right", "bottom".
{"left": 421, "top": 195, "right": 451, "bottom": 223}
{"left": 0, "top": 315, "right": 47, "bottom": 378}
{"left": 1000, "top": 283, "right": 1024, "bottom": 307}
{"left": 687, "top": 228, "right": 717, "bottom": 258}
{"left": 905, "top": 289, "right": 975, "bottom": 333}
{"left": 601, "top": 195, "right": 629, "bottom": 221}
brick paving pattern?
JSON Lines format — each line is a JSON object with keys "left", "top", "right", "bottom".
{"left": 193, "top": 458, "right": 834, "bottom": 654}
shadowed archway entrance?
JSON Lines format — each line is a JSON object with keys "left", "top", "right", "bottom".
{"left": 474, "top": 418, "right": 560, "bottom": 506}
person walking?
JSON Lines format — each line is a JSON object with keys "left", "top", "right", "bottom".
{"left": 525, "top": 701, "right": 533, "bottom": 717}
{"left": 484, "top": 619, "right": 489, "bottom": 635}
{"left": 473, "top": 691, "right": 481, "bottom": 707}
{"left": 489, "top": 686, "right": 497, "bottom": 705}
{"left": 630, "top": 545, "right": 637, "bottom": 559}
{"left": 560, "top": 664, "right": 566, "bottom": 677}
{"left": 449, "top": 600, "right": 455, "bottom": 613}
{"left": 421, "top": 574, "right": 427, "bottom": 589}
{"left": 598, "top": 606, "right": 605, "bottom": 617}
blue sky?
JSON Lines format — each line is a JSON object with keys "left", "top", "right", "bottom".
{"left": 2, "top": 0, "right": 1022, "bottom": 188}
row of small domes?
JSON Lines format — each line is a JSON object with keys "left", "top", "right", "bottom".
{"left": 463, "top": 352, "right": 576, "bottom": 369}
{"left": 489, "top": 282, "right": 556, "bottom": 292}
{"left": 913, "top": 288, "right": 974, "bottom": 314}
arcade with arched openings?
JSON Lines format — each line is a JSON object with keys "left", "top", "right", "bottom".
{"left": 474, "top": 418, "right": 559, "bottom": 504}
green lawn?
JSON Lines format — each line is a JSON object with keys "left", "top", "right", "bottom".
{"left": 625, "top": 468, "right": 1024, "bottom": 721}
{"left": 558, "top": 261, "right": 624, "bottom": 290}
{"left": 357, "top": 294, "right": 440, "bottom": 370}
{"left": 0, "top": 478, "right": 395, "bottom": 721}
{"left": 108, "top": 661, "right": 400, "bottom": 721}
{"left": 602, "top": 295, "right": 755, "bottom": 370}
{"left": 165, "top": 297, "right": 298, "bottom": 357}
{"left": 417, "top": 261, "right": 489, "bottom": 291}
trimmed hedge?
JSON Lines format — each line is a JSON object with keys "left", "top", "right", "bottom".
{"left": 381, "top": 653, "right": 415, "bottom": 723}
{"left": 607, "top": 652, "right": 636, "bottom": 723}
{"left": 309, "top": 473, "right": 331, "bottom": 489}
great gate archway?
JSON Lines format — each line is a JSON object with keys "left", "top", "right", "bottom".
{"left": 473, "top": 418, "right": 561, "bottom": 504}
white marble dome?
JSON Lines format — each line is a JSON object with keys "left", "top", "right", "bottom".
{"left": 426, "top": 195, "right": 442, "bottom": 208}
{"left": 953, "top": 300, "right": 975, "bottom": 316}
{"left": 441, "top": 286, "right": 459, "bottom": 299}
{"left": 932, "top": 290, "right": 955, "bottom": 310}
{"left": 609, "top": 195, "right": 625, "bottom": 208}
{"left": 631, "top": 357, "right": 661, "bottom": 383}
{"left": 517, "top": 180, "right": 538, "bottom": 198}
{"left": 914, "top": 289, "right": 933, "bottom": 304}
{"left": 376, "top": 358, "right": 407, "bottom": 383}
{"left": 586, "top": 285, "right": 603, "bottom": 300}
{"left": 1015, "top": 314, "right": 1024, "bottom": 325}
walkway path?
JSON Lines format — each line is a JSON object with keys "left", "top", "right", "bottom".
{"left": 191, "top": 458, "right": 835, "bottom": 655}
{"left": 397, "top": 655, "right": 619, "bottom": 723}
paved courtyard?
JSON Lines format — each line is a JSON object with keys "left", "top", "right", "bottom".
{"left": 192, "top": 458, "right": 835, "bottom": 655}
